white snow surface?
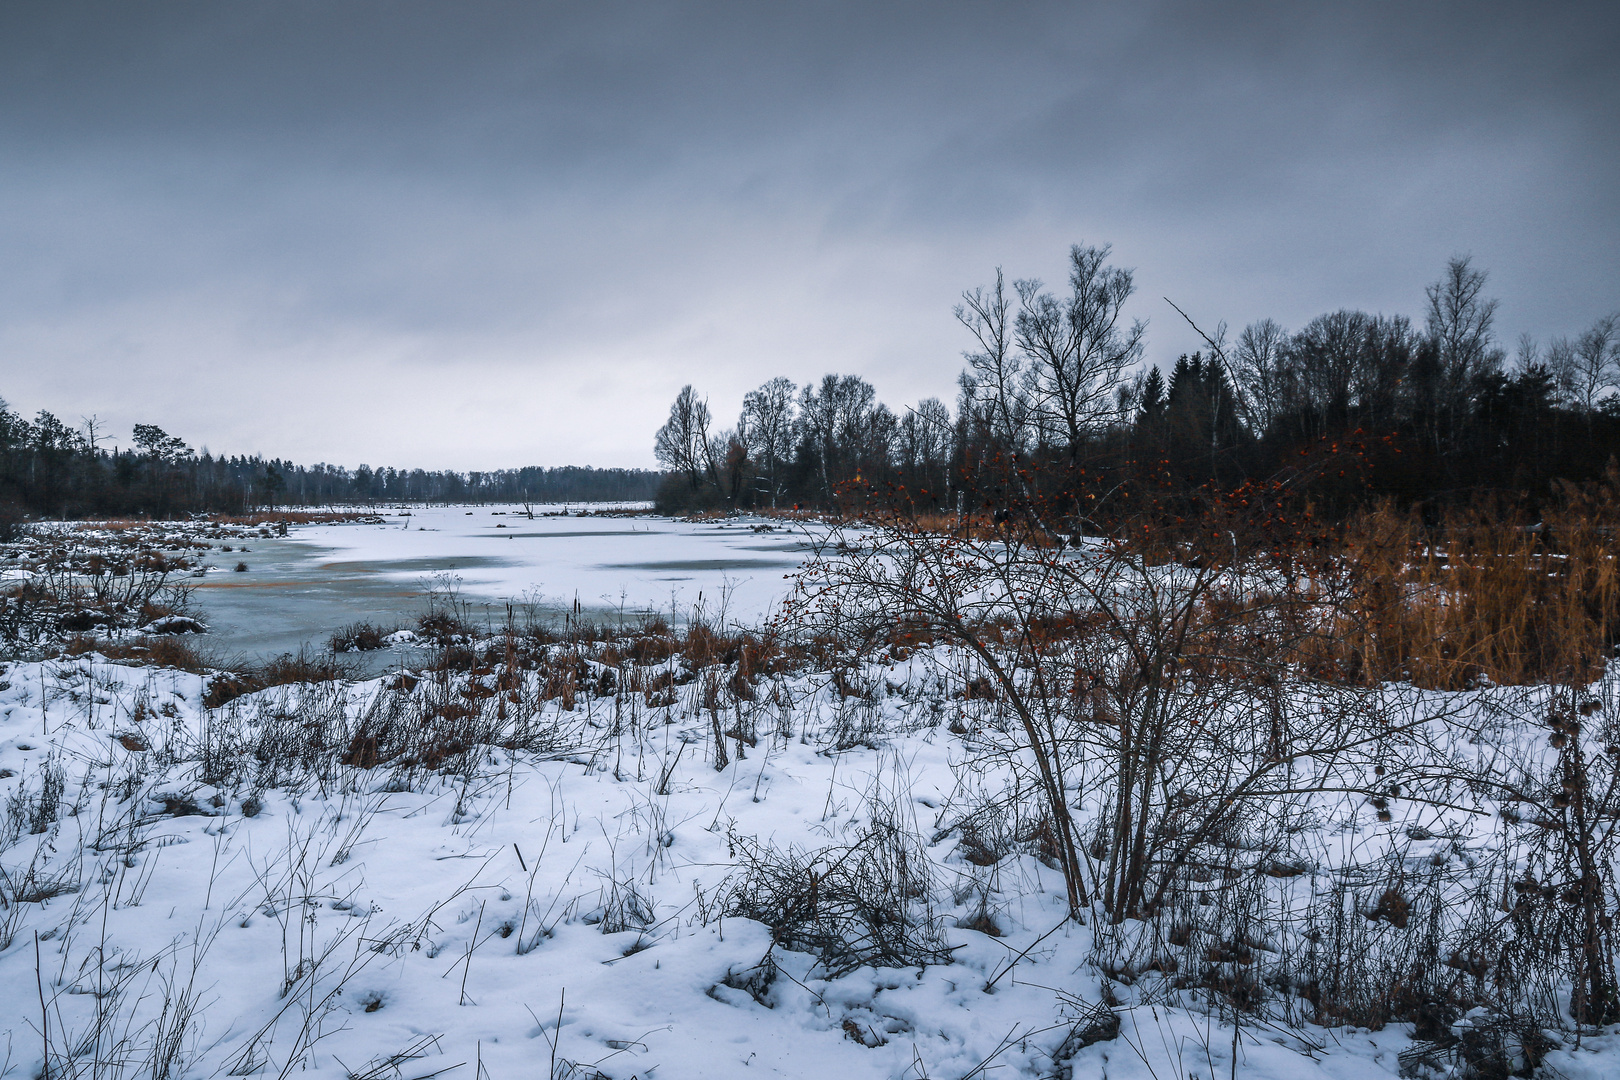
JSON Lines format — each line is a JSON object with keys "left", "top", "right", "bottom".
{"left": 4, "top": 512, "right": 1619, "bottom": 1078}
{"left": 0, "top": 660, "right": 1432, "bottom": 1080}
{"left": 2, "top": 650, "right": 1618, "bottom": 1080}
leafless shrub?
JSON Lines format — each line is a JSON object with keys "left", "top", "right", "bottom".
{"left": 778, "top": 509, "right": 1620, "bottom": 1048}
{"left": 723, "top": 810, "right": 949, "bottom": 977}
{"left": 200, "top": 646, "right": 352, "bottom": 708}
{"left": 788, "top": 519, "right": 1437, "bottom": 928}
{"left": 1, "top": 754, "right": 67, "bottom": 852}
{"left": 1480, "top": 682, "right": 1620, "bottom": 1027}
{"left": 0, "top": 530, "right": 195, "bottom": 652}
{"left": 591, "top": 874, "right": 655, "bottom": 935}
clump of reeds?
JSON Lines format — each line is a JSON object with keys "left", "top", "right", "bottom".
{"left": 329, "top": 621, "right": 398, "bottom": 652}
{"left": 202, "top": 646, "right": 354, "bottom": 708}
{"left": 1310, "top": 478, "right": 1620, "bottom": 690}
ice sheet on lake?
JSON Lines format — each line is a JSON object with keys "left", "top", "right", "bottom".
{"left": 282, "top": 504, "right": 810, "bottom": 624}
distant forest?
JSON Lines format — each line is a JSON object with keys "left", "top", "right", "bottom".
{"left": 0, "top": 405, "right": 660, "bottom": 519}
{"left": 655, "top": 246, "right": 1620, "bottom": 524}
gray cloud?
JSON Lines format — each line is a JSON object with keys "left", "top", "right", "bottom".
{"left": 1, "top": 2, "right": 1615, "bottom": 469}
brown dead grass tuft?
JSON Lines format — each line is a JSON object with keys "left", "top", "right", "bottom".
{"left": 63, "top": 634, "right": 208, "bottom": 673}
{"left": 202, "top": 647, "right": 353, "bottom": 708}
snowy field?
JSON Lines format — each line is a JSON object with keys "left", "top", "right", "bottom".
{"left": 2, "top": 516, "right": 1618, "bottom": 1080}
{"left": 3, "top": 650, "right": 1618, "bottom": 1080}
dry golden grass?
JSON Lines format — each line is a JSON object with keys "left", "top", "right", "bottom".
{"left": 1293, "top": 481, "right": 1620, "bottom": 689}
{"left": 63, "top": 634, "right": 208, "bottom": 673}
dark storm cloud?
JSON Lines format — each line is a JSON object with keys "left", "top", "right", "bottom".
{"left": 1, "top": 2, "right": 1615, "bottom": 468}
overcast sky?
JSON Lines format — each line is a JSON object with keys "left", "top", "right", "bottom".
{"left": 1, "top": 2, "right": 1615, "bottom": 470}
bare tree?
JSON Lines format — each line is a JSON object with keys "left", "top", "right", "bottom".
{"left": 798, "top": 375, "right": 885, "bottom": 501}
{"left": 910, "top": 396, "right": 953, "bottom": 466}
{"left": 1354, "top": 314, "right": 1420, "bottom": 433}
{"left": 1568, "top": 314, "right": 1619, "bottom": 414}
{"left": 1286, "top": 310, "right": 1368, "bottom": 435}
{"left": 1515, "top": 332, "right": 1541, "bottom": 370}
{"left": 79, "top": 414, "right": 107, "bottom": 452}
{"left": 654, "top": 385, "right": 716, "bottom": 493}
{"left": 710, "top": 427, "right": 747, "bottom": 504}
{"left": 897, "top": 397, "right": 953, "bottom": 503}
{"left": 1423, "top": 255, "right": 1504, "bottom": 445}
{"left": 1229, "top": 318, "right": 1291, "bottom": 434}
{"left": 1546, "top": 335, "right": 1578, "bottom": 406}
{"left": 1014, "top": 244, "right": 1145, "bottom": 462}
{"left": 740, "top": 377, "right": 797, "bottom": 508}
{"left": 955, "top": 269, "right": 1030, "bottom": 453}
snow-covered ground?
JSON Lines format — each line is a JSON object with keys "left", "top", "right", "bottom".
{"left": 4, "top": 516, "right": 1620, "bottom": 1079}
{"left": 2, "top": 646, "right": 1617, "bottom": 1080}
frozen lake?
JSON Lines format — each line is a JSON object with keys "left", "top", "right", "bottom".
{"left": 190, "top": 504, "right": 813, "bottom": 666}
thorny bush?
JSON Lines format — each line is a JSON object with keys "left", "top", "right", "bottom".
{"left": 785, "top": 493, "right": 1620, "bottom": 1049}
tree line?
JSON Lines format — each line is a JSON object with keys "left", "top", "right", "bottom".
{"left": 655, "top": 244, "right": 1620, "bottom": 523}
{"left": 0, "top": 401, "right": 659, "bottom": 520}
